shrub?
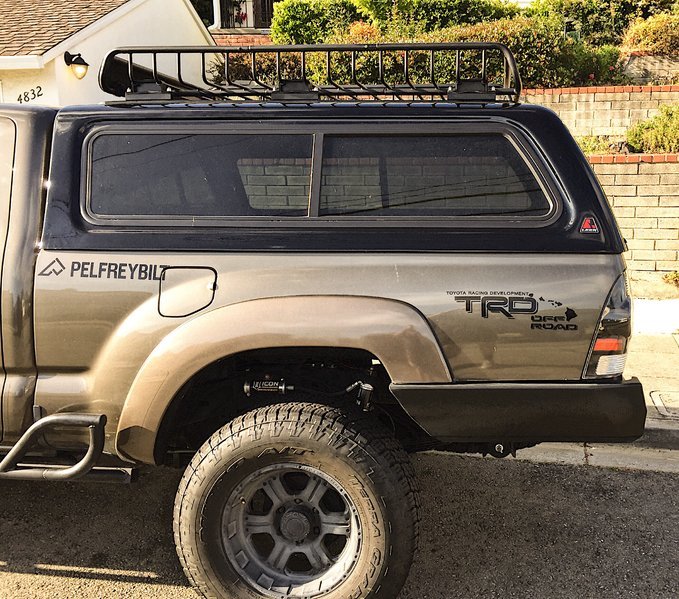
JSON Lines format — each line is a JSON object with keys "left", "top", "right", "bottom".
{"left": 663, "top": 271, "right": 679, "bottom": 287}
{"left": 272, "top": 0, "right": 523, "bottom": 38}
{"left": 318, "top": 17, "right": 607, "bottom": 88}
{"left": 570, "top": 44, "right": 629, "bottom": 85}
{"left": 622, "top": 14, "right": 679, "bottom": 55}
{"left": 576, "top": 136, "right": 618, "bottom": 154}
{"left": 408, "top": 0, "right": 521, "bottom": 31}
{"left": 349, "top": 0, "right": 406, "bottom": 23}
{"left": 627, "top": 105, "right": 679, "bottom": 153}
{"left": 270, "top": 0, "right": 361, "bottom": 44}
{"left": 527, "top": 0, "right": 674, "bottom": 46}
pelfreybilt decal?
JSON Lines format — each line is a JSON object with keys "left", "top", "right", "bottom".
{"left": 39, "top": 259, "right": 170, "bottom": 281}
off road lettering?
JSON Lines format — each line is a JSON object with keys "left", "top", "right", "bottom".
{"left": 531, "top": 315, "right": 578, "bottom": 330}
{"left": 70, "top": 261, "right": 170, "bottom": 281}
{"left": 455, "top": 295, "right": 538, "bottom": 319}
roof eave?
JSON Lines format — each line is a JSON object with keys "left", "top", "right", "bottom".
{"left": 0, "top": 0, "right": 214, "bottom": 70}
{"left": 40, "top": 0, "right": 214, "bottom": 65}
{"left": 0, "top": 55, "right": 45, "bottom": 70}
{"left": 41, "top": 0, "right": 150, "bottom": 64}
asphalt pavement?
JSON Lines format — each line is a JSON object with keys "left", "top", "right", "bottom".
{"left": 0, "top": 455, "right": 677, "bottom": 599}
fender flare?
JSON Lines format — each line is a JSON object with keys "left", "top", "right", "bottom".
{"left": 115, "top": 295, "right": 451, "bottom": 463}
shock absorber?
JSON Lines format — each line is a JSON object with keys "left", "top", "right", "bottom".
{"left": 243, "top": 379, "right": 294, "bottom": 396}
{"left": 243, "top": 378, "right": 374, "bottom": 411}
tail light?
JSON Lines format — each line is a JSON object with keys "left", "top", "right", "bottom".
{"left": 583, "top": 275, "right": 631, "bottom": 379}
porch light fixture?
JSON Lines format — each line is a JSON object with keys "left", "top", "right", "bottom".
{"left": 64, "top": 52, "right": 89, "bottom": 80}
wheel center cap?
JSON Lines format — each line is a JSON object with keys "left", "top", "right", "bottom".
{"left": 280, "top": 509, "right": 311, "bottom": 542}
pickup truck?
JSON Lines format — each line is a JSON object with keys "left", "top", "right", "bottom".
{"left": 0, "top": 43, "right": 646, "bottom": 599}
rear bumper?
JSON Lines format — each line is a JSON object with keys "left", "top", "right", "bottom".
{"left": 390, "top": 378, "right": 646, "bottom": 443}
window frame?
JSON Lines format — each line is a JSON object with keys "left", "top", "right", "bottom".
{"left": 81, "top": 120, "right": 563, "bottom": 229}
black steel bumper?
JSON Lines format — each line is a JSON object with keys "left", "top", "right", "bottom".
{"left": 390, "top": 378, "right": 646, "bottom": 443}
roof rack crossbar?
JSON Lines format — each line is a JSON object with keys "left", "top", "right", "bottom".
{"left": 100, "top": 43, "right": 522, "bottom": 104}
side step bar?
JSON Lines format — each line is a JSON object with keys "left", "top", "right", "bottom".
{"left": 0, "top": 414, "right": 107, "bottom": 481}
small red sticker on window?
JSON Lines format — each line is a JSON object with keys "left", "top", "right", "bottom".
{"left": 580, "top": 216, "right": 600, "bottom": 234}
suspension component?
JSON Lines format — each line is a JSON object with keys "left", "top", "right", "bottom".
{"left": 355, "top": 382, "right": 374, "bottom": 411}
{"left": 488, "top": 442, "right": 515, "bottom": 459}
{"left": 244, "top": 379, "right": 294, "bottom": 397}
{"left": 244, "top": 377, "right": 374, "bottom": 411}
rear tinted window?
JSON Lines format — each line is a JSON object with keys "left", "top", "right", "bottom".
{"left": 320, "top": 135, "right": 550, "bottom": 218}
{"left": 89, "top": 133, "right": 312, "bottom": 218}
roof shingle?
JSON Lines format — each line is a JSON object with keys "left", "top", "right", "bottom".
{"left": 0, "top": 0, "right": 132, "bottom": 57}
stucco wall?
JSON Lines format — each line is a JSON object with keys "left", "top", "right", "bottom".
{"left": 524, "top": 85, "right": 679, "bottom": 138}
{"left": 55, "top": 0, "right": 213, "bottom": 106}
{"left": 590, "top": 155, "right": 679, "bottom": 272}
{"left": 0, "top": 64, "right": 58, "bottom": 106}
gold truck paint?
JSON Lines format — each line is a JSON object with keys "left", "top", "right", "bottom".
{"left": 32, "top": 250, "right": 624, "bottom": 463}
{"left": 0, "top": 110, "right": 53, "bottom": 444}
{"left": 115, "top": 295, "right": 450, "bottom": 462}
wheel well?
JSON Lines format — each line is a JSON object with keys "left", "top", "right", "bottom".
{"left": 153, "top": 347, "right": 433, "bottom": 465}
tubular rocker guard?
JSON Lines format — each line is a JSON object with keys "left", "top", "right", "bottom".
{"left": 390, "top": 378, "right": 646, "bottom": 443}
{"left": 0, "top": 414, "right": 106, "bottom": 480}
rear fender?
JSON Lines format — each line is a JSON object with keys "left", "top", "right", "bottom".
{"left": 115, "top": 295, "right": 450, "bottom": 463}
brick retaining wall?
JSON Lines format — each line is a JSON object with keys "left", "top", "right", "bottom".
{"left": 211, "top": 30, "right": 272, "bottom": 46}
{"left": 524, "top": 85, "right": 679, "bottom": 138}
{"left": 589, "top": 155, "right": 679, "bottom": 272}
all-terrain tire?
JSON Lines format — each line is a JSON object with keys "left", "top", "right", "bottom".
{"left": 173, "top": 402, "right": 419, "bottom": 599}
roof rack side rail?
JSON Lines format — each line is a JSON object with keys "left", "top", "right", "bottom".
{"left": 99, "top": 43, "right": 522, "bottom": 105}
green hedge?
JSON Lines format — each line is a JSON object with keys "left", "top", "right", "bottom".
{"left": 350, "top": 0, "right": 520, "bottom": 24}
{"left": 270, "top": 0, "right": 361, "bottom": 44}
{"left": 271, "top": 0, "right": 522, "bottom": 42}
{"left": 627, "top": 105, "right": 679, "bottom": 153}
{"left": 314, "top": 17, "right": 620, "bottom": 88}
{"left": 526, "top": 0, "right": 674, "bottom": 46}
{"left": 622, "top": 14, "right": 679, "bottom": 55}
{"left": 410, "top": 0, "right": 520, "bottom": 31}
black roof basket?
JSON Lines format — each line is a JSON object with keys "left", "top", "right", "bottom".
{"left": 100, "top": 43, "right": 522, "bottom": 105}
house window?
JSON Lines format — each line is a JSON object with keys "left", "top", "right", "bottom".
{"left": 254, "top": 0, "right": 275, "bottom": 28}
{"left": 212, "top": 0, "right": 280, "bottom": 28}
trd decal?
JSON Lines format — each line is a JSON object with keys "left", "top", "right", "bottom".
{"left": 454, "top": 295, "right": 538, "bottom": 319}
{"left": 449, "top": 290, "right": 578, "bottom": 330}
{"left": 531, "top": 311, "right": 578, "bottom": 330}
{"left": 564, "top": 308, "right": 578, "bottom": 321}
{"left": 38, "top": 258, "right": 66, "bottom": 277}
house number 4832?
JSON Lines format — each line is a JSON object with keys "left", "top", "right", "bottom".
{"left": 17, "top": 86, "right": 44, "bottom": 103}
